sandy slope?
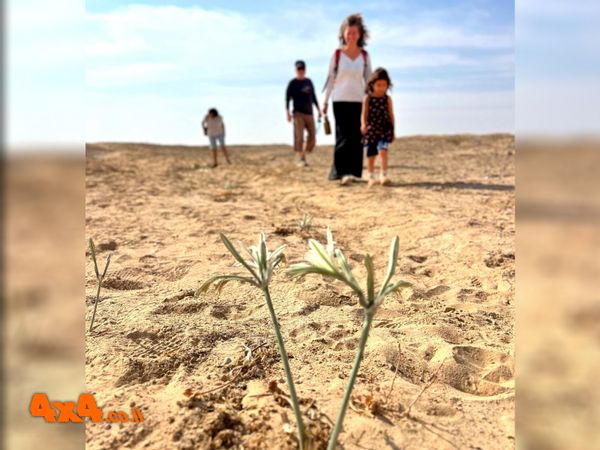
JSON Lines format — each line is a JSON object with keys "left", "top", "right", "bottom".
{"left": 85, "top": 135, "right": 515, "bottom": 449}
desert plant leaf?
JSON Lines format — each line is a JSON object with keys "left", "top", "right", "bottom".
{"left": 199, "top": 232, "right": 307, "bottom": 450}
{"left": 287, "top": 228, "right": 410, "bottom": 450}
{"left": 88, "top": 238, "right": 112, "bottom": 332}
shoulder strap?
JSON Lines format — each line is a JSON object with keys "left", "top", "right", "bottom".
{"left": 322, "top": 49, "right": 342, "bottom": 93}
{"left": 334, "top": 49, "right": 342, "bottom": 75}
{"left": 361, "top": 49, "right": 368, "bottom": 78}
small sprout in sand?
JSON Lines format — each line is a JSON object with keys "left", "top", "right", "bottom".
{"left": 88, "top": 238, "right": 112, "bottom": 332}
{"left": 198, "top": 233, "right": 307, "bottom": 450}
{"left": 298, "top": 213, "right": 313, "bottom": 232}
{"left": 288, "top": 228, "right": 410, "bottom": 450}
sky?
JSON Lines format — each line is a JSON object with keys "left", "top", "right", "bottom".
{"left": 6, "top": 1, "right": 518, "bottom": 147}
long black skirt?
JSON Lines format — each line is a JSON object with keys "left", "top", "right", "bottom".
{"left": 329, "top": 101, "right": 364, "bottom": 180}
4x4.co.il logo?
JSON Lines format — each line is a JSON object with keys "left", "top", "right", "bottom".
{"left": 29, "top": 393, "right": 144, "bottom": 423}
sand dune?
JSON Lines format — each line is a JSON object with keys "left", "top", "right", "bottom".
{"left": 85, "top": 135, "right": 515, "bottom": 449}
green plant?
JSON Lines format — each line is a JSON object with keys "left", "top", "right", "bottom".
{"left": 198, "top": 233, "right": 306, "bottom": 449}
{"left": 288, "top": 229, "right": 409, "bottom": 450}
{"left": 88, "top": 238, "right": 112, "bottom": 332}
{"left": 298, "top": 213, "right": 313, "bottom": 232}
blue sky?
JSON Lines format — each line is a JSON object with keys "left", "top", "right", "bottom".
{"left": 83, "top": 0, "right": 514, "bottom": 145}
{"left": 8, "top": 0, "right": 516, "bottom": 147}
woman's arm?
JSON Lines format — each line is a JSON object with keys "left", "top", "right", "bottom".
{"left": 387, "top": 96, "right": 395, "bottom": 141}
{"left": 322, "top": 51, "right": 337, "bottom": 114}
{"left": 363, "top": 51, "right": 372, "bottom": 83}
{"left": 361, "top": 95, "right": 369, "bottom": 135}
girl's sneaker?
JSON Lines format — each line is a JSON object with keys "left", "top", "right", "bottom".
{"left": 380, "top": 174, "right": 391, "bottom": 186}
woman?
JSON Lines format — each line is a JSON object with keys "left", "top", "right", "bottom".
{"left": 323, "top": 13, "right": 372, "bottom": 183}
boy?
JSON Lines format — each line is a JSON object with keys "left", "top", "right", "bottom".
{"left": 286, "top": 60, "right": 322, "bottom": 167}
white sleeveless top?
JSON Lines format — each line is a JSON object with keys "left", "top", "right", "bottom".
{"left": 324, "top": 50, "right": 372, "bottom": 104}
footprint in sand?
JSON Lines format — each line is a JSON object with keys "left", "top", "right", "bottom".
{"left": 457, "top": 288, "right": 489, "bottom": 303}
{"left": 102, "top": 267, "right": 146, "bottom": 290}
{"left": 289, "top": 320, "right": 359, "bottom": 355}
{"left": 484, "top": 251, "right": 515, "bottom": 268}
{"left": 152, "top": 302, "right": 207, "bottom": 315}
{"left": 102, "top": 277, "right": 144, "bottom": 290}
{"left": 432, "top": 324, "right": 467, "bottom": 345}
{"left": 116, "top": 328, "right": 208, "bottom": 386}
{"left": 407, "top": 255, "right": 428, "bottom": 264}
{"left": 424, "top": 285, "right": 451, "bottom": 298}
{"left": 439, "top": 345, "right": 514, "bottom": 396}
{"left": 381, "top": 340, "right": 514, "bottom": 397}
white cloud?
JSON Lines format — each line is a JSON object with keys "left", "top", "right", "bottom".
{"left": 6, "top": 0, "right": 84, "bottom": 149}
{"left": 86, "top": 4, "right": 513, "bottom": 88}
{"left": 517, "top": 0, "right": 600, "bottom": 18}
{"left": 86, "top": 63, "right": 179, "bottom": 88}
{"left": 370, "top": 22, "right": 513, "bottom": 49}
{"left": 6, "top": 1, "right": 514, "bottom": 148}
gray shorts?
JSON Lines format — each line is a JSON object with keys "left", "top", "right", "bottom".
{"left": 209, "top": 133, "right": 225, "bottom": 150}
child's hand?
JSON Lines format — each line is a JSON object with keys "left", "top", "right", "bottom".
{"left": 287, "top": 112, "right": 292, "bottom": 122}
{"left": 361, "top": 124, "right": 367, "bottom": 135}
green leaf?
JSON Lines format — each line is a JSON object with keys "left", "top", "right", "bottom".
{"left": 196, "top": 275, "right": 258, "bottom": 296}
{"left": 307, "top": 239, "right": 338, "bottom": 274}
{"left": 334, "top": 250, "right": 365, "bottom": 304}
{"left": 378, "top": 236, "right": 399, "bottom": 297}
{"left": 364, "top": 255, "right": 375, "bottom": 306}
{"left": 383, "top": 280, "right": 411, "bottom": 297}
{"left": 259, "top": 232, "right": 268, "bottom": 274}
{"left": 269, "top": 245, "right": 286, "bottom": 269}
{"left": 101, "top": 254, "right": 112, "bottom": 279}
{"left": 220, "top": 233, "right": 260, "bottom": 282}
{"left": 89, "top": 238, "right": 100, "bottom": 280}
{"left": 269, "top": 244, "right": 286, "bottom": 261}
{"left": 238, "top": 240, "right": 254, "bottom": 259}
{"left": 287, "top": 263, "right": 337, "bottom": 279}
{"left": 326, "top": 227, "right": 335, "bottom": 258}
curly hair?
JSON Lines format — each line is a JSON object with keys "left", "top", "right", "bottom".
{"left": 208, "top": 108, "right": 219, "bottom": 117}
{"left": 338, "top": 13, "right": 369, "bottom": 48}
{"left": 365, "top": 67, "right": 393, "bottom": 94}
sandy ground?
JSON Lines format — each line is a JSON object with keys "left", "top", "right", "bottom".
{"left": 516, "top": 141, "right": 600, "bottom": 450}
{"left": 84, "top": 135, "right": 515, "bottom": 449}
{"left": 5, "top": 155, "right": 85, "bottom": 450}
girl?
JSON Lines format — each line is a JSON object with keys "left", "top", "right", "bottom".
{"left": 322, "top": 13, "right": 372, "bottom": 184}
{"left": 202, "top": 108, "right": 230, "bottom": 168}
{"left": 361, "top": 68, "right": 395, "bottom": 187}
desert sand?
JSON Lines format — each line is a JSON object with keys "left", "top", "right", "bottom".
{"left": 85, "top": 134, "right": 515, "bottom": 449}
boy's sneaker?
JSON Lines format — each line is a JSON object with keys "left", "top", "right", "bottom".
{"left": 297, "top": 159, "right": 308, "bottom": 167}
{"left": 380, "top": 175, "right": 391, "bottom": 186}
{"left": 340, "top": 175, "right": 353, "bottom": 185}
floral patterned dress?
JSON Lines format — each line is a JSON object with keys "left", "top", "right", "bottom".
{"left": 364, "top": 94, "right": 394, "bottom": 145}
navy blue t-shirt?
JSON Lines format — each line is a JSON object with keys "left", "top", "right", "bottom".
{"left": 286, "top": 78, "right": 319, "bottom": 115}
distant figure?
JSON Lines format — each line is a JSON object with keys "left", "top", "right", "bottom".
{"left": 202, "top": 108, "right": 230, "bottom": 168}
{"left": 361, "top": 68, "right": 395, "bottom": 187}
{"left": 322, "top": 13, "right": 372, "bottom": 184}
{"left": 286, "top": 60, "right": 322, "bottom": 167}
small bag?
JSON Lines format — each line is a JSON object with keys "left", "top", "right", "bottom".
{"left": 323, "top": 115, "right": 332, "bottom": 135}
